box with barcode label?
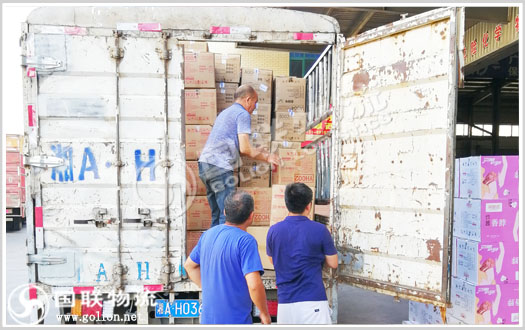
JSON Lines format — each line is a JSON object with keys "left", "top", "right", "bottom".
{"left": 241, "top": 68, "right": 272, "bottom": 104}
{"left": 215, "top": 54, "right": 241, "bottom": 83}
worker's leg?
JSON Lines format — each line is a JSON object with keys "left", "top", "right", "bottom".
{"left": 277, "top": 301, "right": 331, "bottom": 324}
{"left": 211, "top": 170, "right": 236, "bottom": 225}
{"left": 198, "top": 162, "right": 236, "bottom": 227}
{"left": 198, "top": 162, "right": 221, "bottom": 227}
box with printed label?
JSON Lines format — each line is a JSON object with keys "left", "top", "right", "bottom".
{"left": 453, "top": 198, "right": 519, "bottom": 242}
{"left": 184, "top": 52, "right": 215, "bottom": 88}
{"left": 186, "top": 196, "right": 212, "bottom": 230}
{"left": 448, "top": 277, "right": 519, "bottom": 324}
{"left": 184, "top": 89, "right": 216, "bottom": 125}
{"left": 241, "top": 187, "right": 271, "bottom": 226}
{"left": 216, "top": 82, "right": 238, "bottom": 113}
{"left": 270, "top": 141, "right": 302, "bottom": 152}
{"left": 454, "top": 158, "right": 460, "bottom": 198}
{"left": 186, "top": 230, "right": 205, "bottom": 256}
{"left": 246, "top": 226, "right": 273, "bottom": 270}
{"left": 452, "top": 237, "right": 518, "bottom": 285}
{"left": 274, "top": 76, "right": 306, "bottom": 109}
{"left": 270, "top": 185, "right": 314, "bottom": 225}
{"left": 239, "top": 158, "right": 271, "bottom": 188}
{"left": 272, "top": 148, "right": 316, "bottom": 187}
{"left": 251, "top": 103, "right": 271, "bottom": 133}
{"left": 408, "top": 301, "right": 445, "bottom": 324}
{"left": 250, "top": 133, "right": 271, "bottom": 151}
{"left": 180, "top": 41, "right": 208, "bottom": 53}
{"left": 274, "top": 111, "right": 306, "bottom": 142}
{"left": 459, "top": 156, "right": 519, "bottom": 199}
{"left": 186, "top": 161, "right": 206, "bottom": 196}
{"left": 241, "top": 68, "right": 272, "bottom": 104}
{"left": 185, "top": 125, "right": 212, "bottom": 160}
{"left": 214, "top": 54, "right": 241, "bottom": 83}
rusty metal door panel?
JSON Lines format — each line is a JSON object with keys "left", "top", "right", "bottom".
{"left": 334, "top": 8, "right": 462, "bottom": 306}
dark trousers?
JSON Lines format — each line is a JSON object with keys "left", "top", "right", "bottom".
{"left": 198, "top": 162, "right": 237, "bottom": 227}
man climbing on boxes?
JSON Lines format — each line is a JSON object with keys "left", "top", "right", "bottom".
{"left": 198, "top": 85, "right": 281, "bottom": 227}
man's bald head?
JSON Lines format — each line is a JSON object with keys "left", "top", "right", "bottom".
{"left": 234, "top": 85, "right": 257, "bottom": 101}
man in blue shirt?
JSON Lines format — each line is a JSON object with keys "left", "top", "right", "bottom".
{"left": 266, "top": 183, "right": 338, "bottom": 324}
{"left": 184, "top": 190, "right": 271, "bottom": 324}
{"left": 198, "top": 85, "right": 281, "bottom": 227}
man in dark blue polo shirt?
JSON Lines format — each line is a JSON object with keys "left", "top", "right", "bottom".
{"left": 266, "top": 183, "right": 338, "bottom": 324}
{"left": 184, "top": 190, "right": 271, "bottom": 324}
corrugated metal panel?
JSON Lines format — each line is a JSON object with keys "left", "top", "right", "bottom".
{"left": 464, "top": 7, "right": 519, "bottom": 66}
{"left": 334, "top": 7, "right": 460, "bottom": 306}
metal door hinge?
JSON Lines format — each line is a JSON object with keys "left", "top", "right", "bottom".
{"left": 110, "top": 47, "right": 124, "bottom": 59}
{"left": 112, "top": 263, "right": 128, "bottom": 276}
{"left": 27, "top": 254, "right": 67, "bottom": 265}
{"left": 21, "top": 55, "right": 63, "bottom": 71}
{"left": 156, "top": 48, "right": 172, "bottom": 60}
{"left": 26, "top": 155, "right": 64, "bottom": 168}
{"left": 160, "top": 160, "right": 173, "bottom": 168}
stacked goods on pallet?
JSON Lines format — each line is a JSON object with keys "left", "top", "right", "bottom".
{"left": 445, "top": 156, "right": 519, "bottom": 325}
{"left": 183, "top": 41, "right": 216, "bottom": 255}
{"left": 215, "top": 53, "right": 241, "bottom": 114}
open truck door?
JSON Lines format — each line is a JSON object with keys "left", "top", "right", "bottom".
{"left": 332, "top": 7, "right": 464, "bottom": 306}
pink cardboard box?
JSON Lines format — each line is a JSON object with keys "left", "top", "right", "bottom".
{"left": 449, "top": 277, "right": 519, "bottom": 324}
{"left": 452, "top": 237, "right": 518, "bottom": 285}
{"left": 453, "top": 198, "right": 519, "bottom": 242}
{"left": 459, "top": 156, "right": 519, "bottom": 199}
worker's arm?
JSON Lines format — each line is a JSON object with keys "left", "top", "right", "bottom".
{"left": 325, "top": 254, "right": 338, "bottom": 269}
{"left": 238, "top": 133, "right": 280, "bottom": 166}
{"left": 183, "top": 257, "right": 202, "bottom": 288}
{"left": 245, "top": 271, "right": 271, "bottom": 324}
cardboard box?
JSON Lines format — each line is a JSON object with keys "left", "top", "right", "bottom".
{"left": 185, "top": 125, "right": 212, "bottom": 160}
{"left": 239, "top": 159, "right": 271, "bottom": 188}
{"left": 241, "top": 187, "right": 271, "bottom": 226}
{"left": 448, "top": 277, "right": 519, "bottom": 324}
{"left": 452, "top": 237, "right": 518, "bottom": 285}
{"left": 453, "top": 198, "right": 519, "bottom": 242}
{"left": 216, "top": 82, "right": 238, "bottom": 113}
{"left": 186, "top": 161, "right": 206, "bottom": 196}
{"left": 180, "top": 41, "right": 208, "bottom": 53}
{"left": 250, "top": 133, "right": 271, "bottom": 151}
{"left": 186, "top": 230, "right": 205, "bottom": 256}
{"left": 274, "top": 76, "right": 306, "bottom": 108}
{"left": 241, "top": 68, "right": 272, "bottom": 104}
{"left": 251, "top": 103, "right": 271, "bottom": 133}
{"left": 246, "top": 226, "right": 273, "bottom": 270}
{"left": 184, "top": 52, "right": 215, "bottom": 88}
{"left": 214, "top": 54, "right": 241, "bottom": 83}
{"left": 459, "top": 156, "right": 519, "bottom": 199}
{"left": 272, "top": 148, "right": 316, "bottom": 187}
{"left": 408, "top": 301, "right": 445, "bottom": 324}
{"left": 274, "top": 111, "right": 307, "bottom": 142}
{"left": 270, "top": 141, "right": 302, "bottom": 152}
{"left": 274, "top": 105, "right": 306, "bottom": 113}
{"left": 454, "top": 158, "right": 460, "bottom": 198}
{"left": 186, "top": 196, "right": 212, "bottom": 230}
{"left": 270, "top": 185, "right": 314, "bottom": 225}
{"left": 184, "top": 89, "right": 217, "bottom": 125}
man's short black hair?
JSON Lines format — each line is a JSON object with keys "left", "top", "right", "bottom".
{"left": 224, "top": 190, "right": 254, "bottom": 224}
{"left": 284, "top": 183, "right": 313, "bottom": 214}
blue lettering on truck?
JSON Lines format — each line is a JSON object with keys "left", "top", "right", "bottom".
{"left": 96, "top": 263, "right": 108, "bottom": 282}
{"left": 135, "top": 149, "right": 156, "bottom": 181}
{"left": 137, "top": 261, "right": 151, "bottom": 280}
{"left": 79, "top": 147, "right": 100, "bottom": 180}
{"left": 51, "top": 144, "right": 74, "bottom": 182}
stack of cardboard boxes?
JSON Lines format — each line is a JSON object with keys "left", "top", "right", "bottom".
{"left": 409, "top": 156, "right": 519, "bottom": 325}
{"left": 183, "top": 41, "right": 215, "bottom": 255}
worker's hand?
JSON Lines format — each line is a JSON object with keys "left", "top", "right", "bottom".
{"left": 267, "top": 153, "right": 282, "bottom": 167}
{"left": 260, "top": 312, "right": 271, "bottom": 324}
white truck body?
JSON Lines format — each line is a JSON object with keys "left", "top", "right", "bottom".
{"left": 21, "top": 6, "right": 464, "bottom": 323}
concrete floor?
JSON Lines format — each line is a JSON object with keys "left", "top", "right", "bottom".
{"left": 5, "top": 225, "right": 408, "bottom": 325}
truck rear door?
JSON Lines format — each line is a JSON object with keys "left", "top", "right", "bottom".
{"left": 333, "top": 7, "right": 464, "bottom": 306}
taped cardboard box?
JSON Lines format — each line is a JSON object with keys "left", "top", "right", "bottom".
{"left": 241, "top": 187, "right": 271, "bottom": 226}
{"left": 184, "top": 89, "right": 217, "bottom": 125}
{"left": 274, "top": 111, "right": 306, "bottom": 142}
{"left": 239, "top": 158, "right": 271, "bottom": 188}
{"left": 184, "top": 52, "right": 215, "bottom": 88}
{"left": 250, "top": 133, "right": 271, "bottom": 151}
{"left": 186, "top": 196, "right": 212, "bottom": 230}
{"left": 270, "top": 184, "right": 314, "bottom": 225}
{"left": 186, "top": 161, "right": 207, "bottom": 196}
{"left": 215, "top": 54, "right": 241, "bottom": 83}
{"left": 180, "top": 41, "right": 208, "bottom": 53}
{"left": 272, "top": 148, "right": 316, "bottom": 187}
{"left": 186, "top": 230, "right": 205, "bottom": 256}
{"left": 270, "top": 141, "right": 302, "bottom": 152}
{"left": 251, "top": 103, "right": 271, "bottom": 133}
{"left": 274, "top": 76, "right": 306, "bottom": 108}
{"left": 185, "top": 125, "right": 212, "bottom": 160}
{"left": 241, "top": 68, "right": 272, "bottom": 104}
{"left": 246, "top": 226, "right": 273, "bottom": 270}
{"left": 216, "top": 82, "right": 238, "bottom": 113}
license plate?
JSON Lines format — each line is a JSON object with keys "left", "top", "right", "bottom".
{"left": 155, "top": 299, "right": 200, "bottom": 318}
{"left": 6, "top": 209, "right": 12, "bottom": 214}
